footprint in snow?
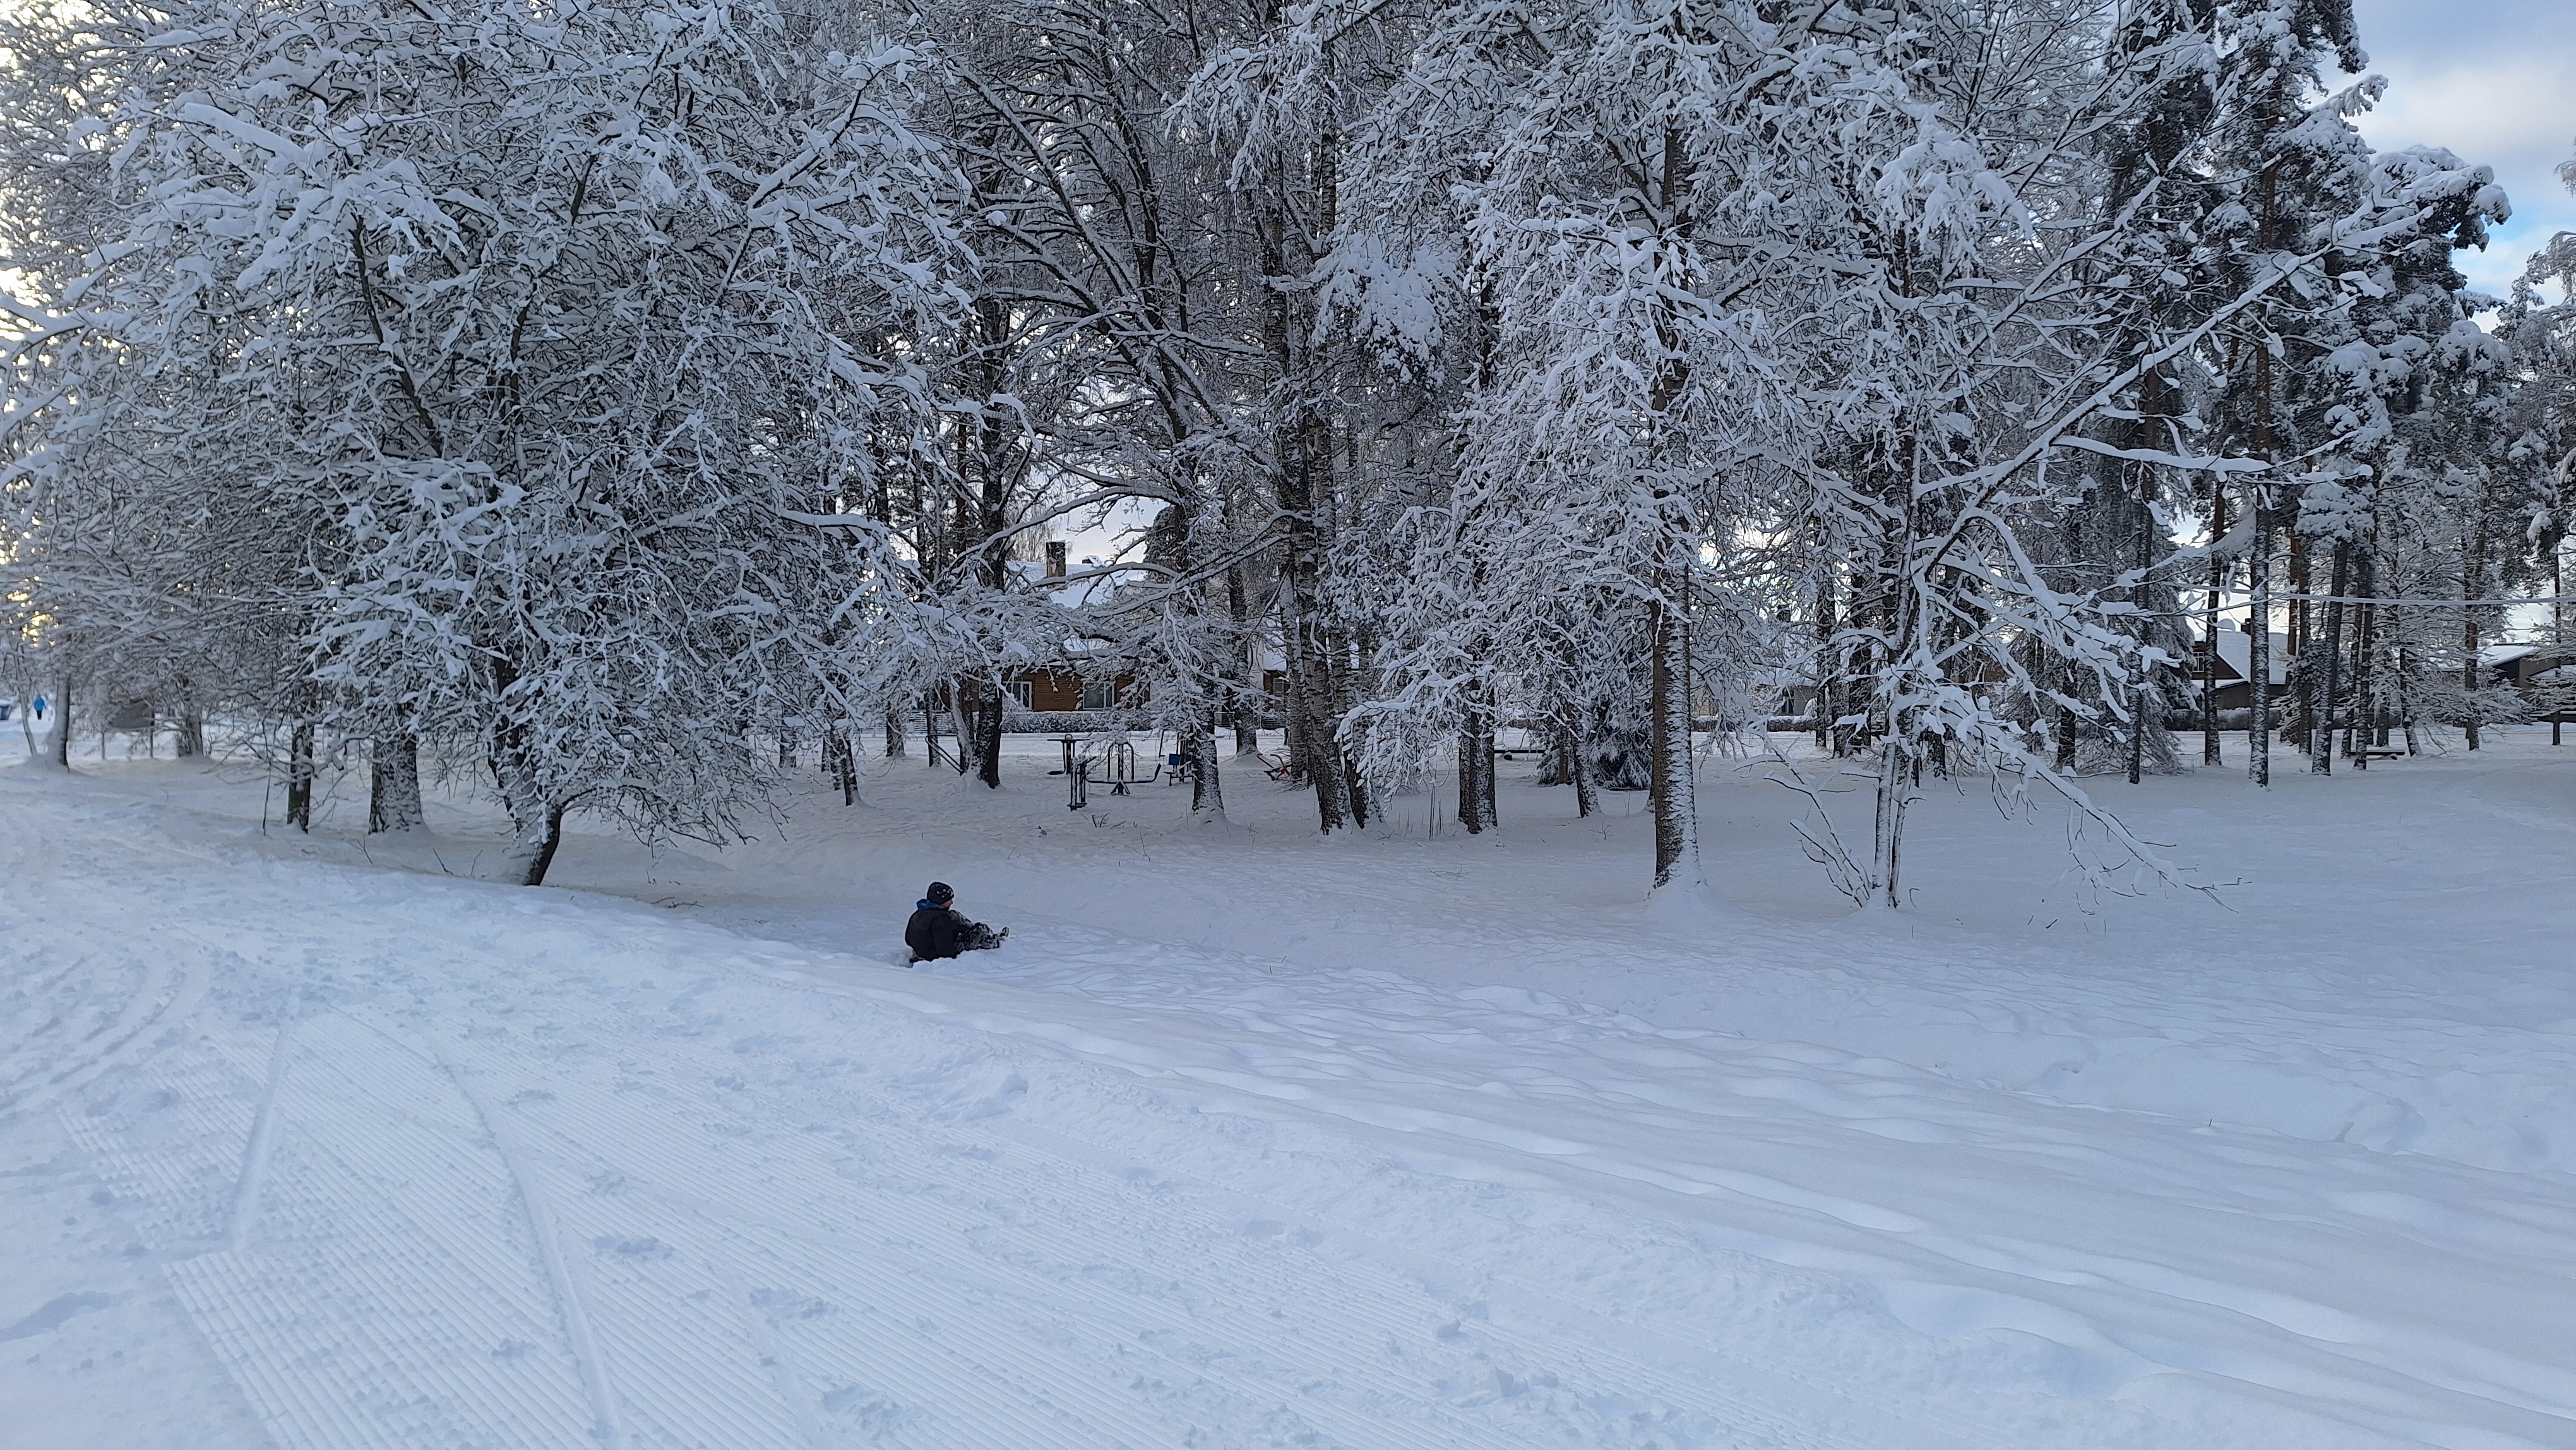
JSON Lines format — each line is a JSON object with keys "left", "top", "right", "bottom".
{"left": 592, "top": 1235, "right": 673, "bottom": 1261}
{"left": 820, "top": 1384, "right": 910, "bottom": 1434}
{"left": 0, "top": 1291, "right": 122, "bottom": 1342}
{"left": 749, "top": 1288, "right": 836, "bottom": 1323}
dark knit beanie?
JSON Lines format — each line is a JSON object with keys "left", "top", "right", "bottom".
{"left": 926, "top": 881, "right": 954, "bottom": 904}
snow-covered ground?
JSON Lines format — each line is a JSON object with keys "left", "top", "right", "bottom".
{"left": 4, "top": 730, "right": 2573, "bottom": 1449}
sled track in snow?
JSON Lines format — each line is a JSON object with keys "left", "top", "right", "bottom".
{"left": 106, "top": 942, "right": 1939, "bottom": 1450}
{"left": 432, "top": 1038, "right": 630, "bottom": 1450}
{"left": 9, "top": 784, "right": 2401, "bottom": 1450}
{"left": 736, "top": 974, "right": 1971, "bottom": 1446}
{"left": 441, "top": 993, "right": 1945, "bottom": 1450}
{"left": 224, "top": 1007, "right": 295, "bottom": 1250}
{"left": 0, "top": 806, "right": 227, "bottom": 1118}
{"left": 162, "top": 1013, "right": 603, "bottom": 1449}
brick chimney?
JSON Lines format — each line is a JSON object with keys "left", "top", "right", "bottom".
{"left": 1045, "top": 540, "right": 1067, "bottom": 579}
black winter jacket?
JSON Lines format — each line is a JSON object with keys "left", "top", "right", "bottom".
{"left": 905, "top": 902, "right": 979, "bottom": 962}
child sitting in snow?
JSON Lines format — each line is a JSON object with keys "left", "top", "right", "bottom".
{"left": 905, "top": 882, "right": 1007, "bottom": 964}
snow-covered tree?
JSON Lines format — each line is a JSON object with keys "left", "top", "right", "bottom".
{"left": 7, "top": 0, "right": 968, "bottom": 879}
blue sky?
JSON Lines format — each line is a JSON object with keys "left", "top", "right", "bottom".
{"left": 2348, "top": 0, "right": 2576, "bottom": 301}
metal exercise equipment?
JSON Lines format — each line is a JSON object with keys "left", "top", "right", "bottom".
{"left": 1048, "top": 736, "right": 1170, "bottom": 808}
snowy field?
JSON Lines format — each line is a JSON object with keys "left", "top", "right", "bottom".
{"left": 3, "top": 731, "right": 2573, "bottom": 1450}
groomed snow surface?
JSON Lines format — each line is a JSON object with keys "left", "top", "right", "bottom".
{"left": 4, "top": 731, "right": 2573, "bottom": 1450}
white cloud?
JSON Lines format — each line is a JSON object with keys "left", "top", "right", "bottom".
{"left": 2348, "top": 0, "right": 2576, "bottom": 298}
{"left": 2361, "top": 58, "right": 2576, "bottom": 175}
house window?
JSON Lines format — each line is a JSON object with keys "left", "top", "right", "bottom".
{"left": 1082, "top": 681, "right": 1119, "bottom": 710}
{"left": 1006, "top": 680, "right": 1034, "bottom": 709}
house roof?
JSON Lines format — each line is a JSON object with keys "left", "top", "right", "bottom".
{"left": 2201, "top": 626, "right": 2288, "bottom": 686}
{"left": 1006, "top": 556, "right": 1126, "bottom": 610}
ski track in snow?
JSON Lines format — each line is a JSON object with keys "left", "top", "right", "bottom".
{"left": 3, "top": 770, "right": 2574, "bottom": 1449}
{"left": 4, "top": 800, "right": 1923, "bottom": 1449}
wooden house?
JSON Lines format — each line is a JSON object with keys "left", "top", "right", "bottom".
{"left": 2187, "top": 623, "right": 2288, "bottom": 710}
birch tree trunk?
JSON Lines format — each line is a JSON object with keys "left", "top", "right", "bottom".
{"left": 1642, "top": 118, "right": 1701, "bottom": 894}
{"left": 1869, "top": 735, "right": 1911, "bottom": 911}
{"left": 1649, "top": 553, "right": 1699, "bottom": 889}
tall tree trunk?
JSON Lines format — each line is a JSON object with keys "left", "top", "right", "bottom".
{"left": 2245, "top": 296, "right": 2282, "bottom": 782}
{"left": 510, "top": 800, "right": 568, "bottom": 887}
{"left": 2286, "top": 529, "right": 2308, "bottom": 661}
{"left": 2349, "top": 549, "right": 2376, "bottom": 770}
{"left": 2126, "top": 515, "right": 2152, "bottom": 786}
{"left": 1570, "top": 727, "right": 1598, "bottom": 820}
{"left": 47, "top": 677, "right": 73, "bottom": 769}
{"left": 489, "top": 658, "right": 567, "bottom": 884}
{"left": 2204, "top": 477, "right": 2226, "bottom": 765}
{"left": 828, "top": 725, "right": 858, "bottom": 805}
{"left": 948, "top": 678, "right": 977, "bottom": 777}
{"left": 2311, "top": 543, "right": 2348, "bottom": 775}
{"left": 1813, "top": 571, "right": 1839, "bottom": 751}
{"left": 2397, "top": 630, "right": 2423, "bottom": 755}
{"left": 1640, "top": 119, "right": 1703, "bottom": 892}
{"left": 975, "top": 683, "right": 1004, "bottom": 789}
{"left": 1869, "top": 736, "right": 1911, "bottom": 910}
{"left": 369, "top": 734, "right": 424, "bottom": 833}
{"left": 1333, "top": 628, "right": 1371, "bottom": 829}
{"left": 1253, "top": 113, "right": 1348, "bottom": 833}
{"left": 2125, "top": 366, "right": 2172, "bottom": 786}
{"left": 1457, "top": 684, "right": 1496, "bottom": 834}
{"left": 1277, "top": 655, "right": 1307, "bottom": 783}
{"left": 2463, "top": 514, "right": 2488, "bottom": 750}
{"left": 1282, "top": 602, "right": 1346, "bottom": 829}
{"left": 1649, "top": 557, "right": 1698, "bottom": 890}
{"left": 2248, "top": 500, "right": 2272, "bottom": 788}
{"left": 883, "top": 703, "right": 907, "bottom": 758}
{"left": 1226, "top": 562, "right": 1261, "bottom": 755}
{"left": 494, "top": 766, "right": 566, "bottom": 884}
{"left": 285, "top": 720, "right": 314, "bottom": 830}
{"left": 174, "top": 689, "right": 204, "bottom": 759}
{"left": 1188, "top": 717, "right": 1224, "bottom": 819}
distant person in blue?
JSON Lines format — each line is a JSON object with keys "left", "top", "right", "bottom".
{"left": 905, "top": 882, "right": 1006, "bottom": 965}
{"left": 30, "top": 695, "right": 45, "bottom": 722}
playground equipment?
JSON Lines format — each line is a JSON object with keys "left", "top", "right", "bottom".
{"left": 1049, "top": 735, "right": 1090, "bottom": 810}
{"left": 1096, "top": 740, "right": 1161, "bottom": 794}
{"left": 1048, "top": 736, "right": 1171, "bottom": 809}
